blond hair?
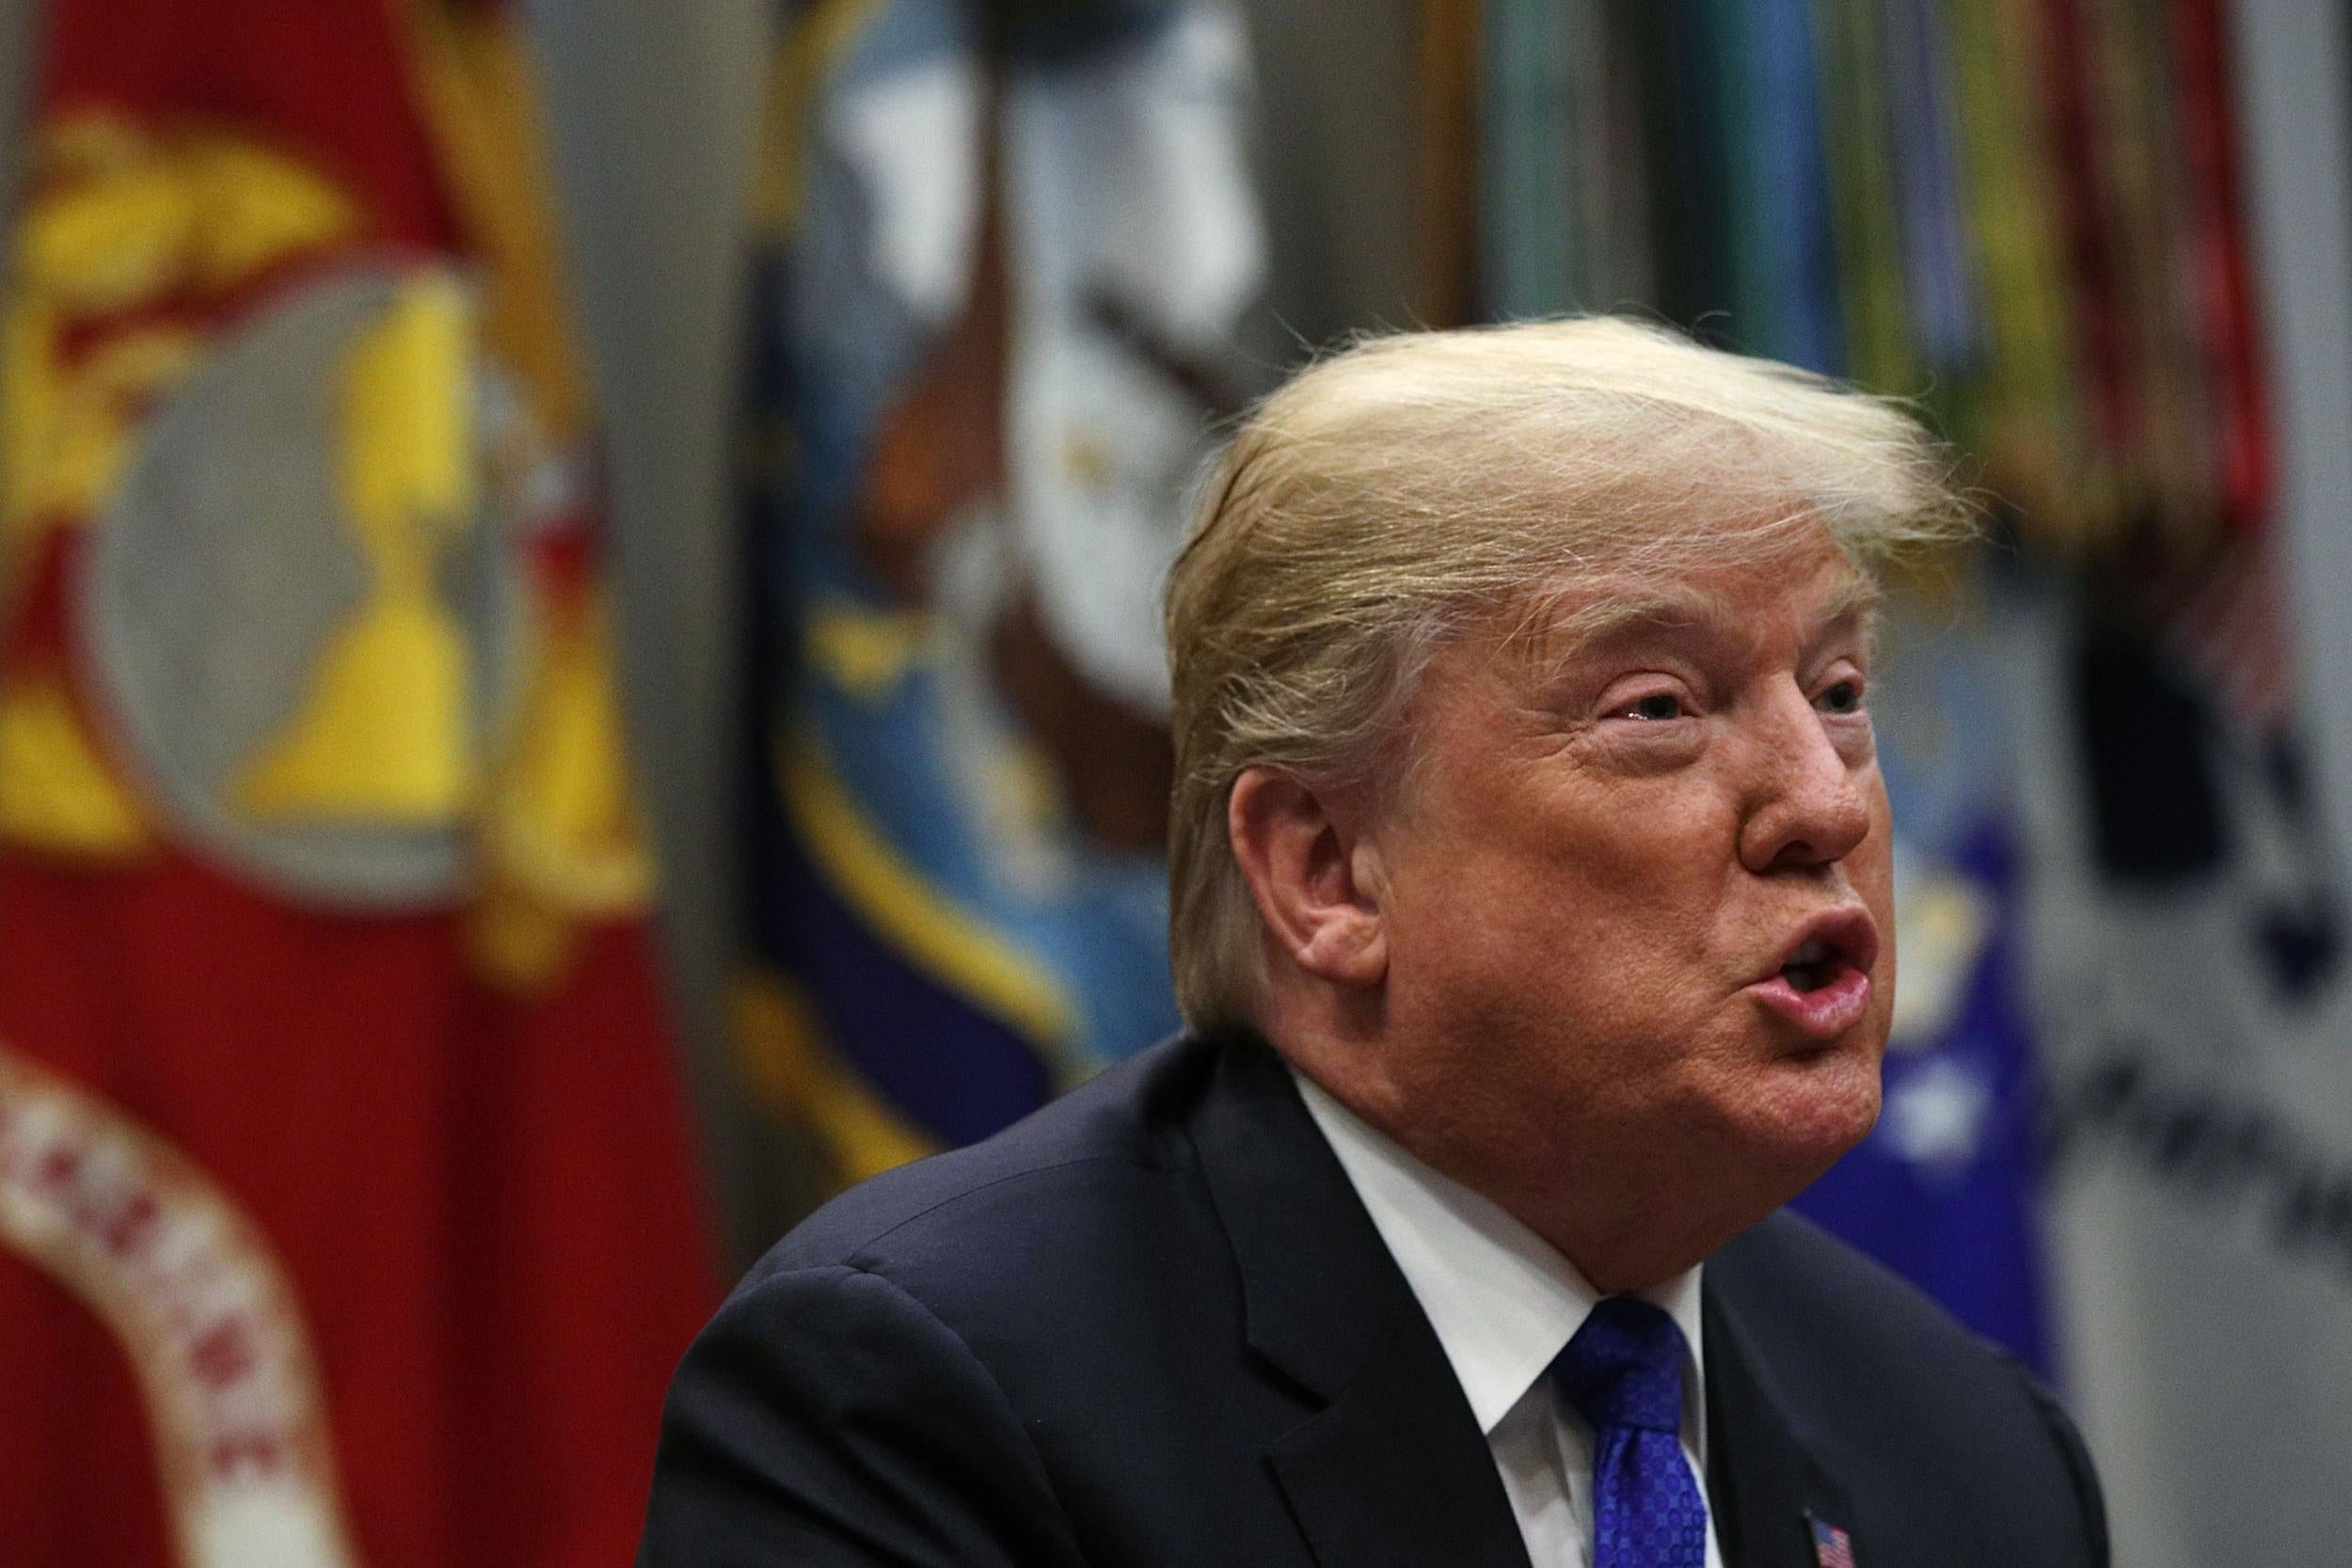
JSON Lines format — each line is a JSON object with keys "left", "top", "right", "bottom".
{"left": 1162, "top": 316, "right": 1972, "bottom": 1030}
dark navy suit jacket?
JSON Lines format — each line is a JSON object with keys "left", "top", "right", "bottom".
{"left": 638, "top": 1032, "right": 2108, "bottom": 1567}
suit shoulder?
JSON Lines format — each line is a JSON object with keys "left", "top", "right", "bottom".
{"left": 743, "top": 1035, "right": 1219, "bottom": 1286}
{"left": 1710, "top": 1210, "right": 2048, "bottom": 1402}
{"left": 1712, "top": 1210, "right": 1992, "bottom": 1354}
{"left": 1712, "top": 1212, "right": 2107, "bottom": 1565}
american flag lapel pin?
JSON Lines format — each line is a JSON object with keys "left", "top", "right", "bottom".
{"left": 1806, "top": 1512, "right": 1856, "bottom": 1568}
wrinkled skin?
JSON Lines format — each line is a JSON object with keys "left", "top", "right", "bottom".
{"left": 1262, "top": 536, "right": 1897, "bottom": 1291}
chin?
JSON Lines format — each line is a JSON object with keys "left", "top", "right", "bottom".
{"left": 1749, "top": 1044, "right": 1883, "bottom": 1186}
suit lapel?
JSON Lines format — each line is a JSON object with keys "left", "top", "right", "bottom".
{"left": 1190, "top": 1036, "right": 1532, "bottom": 1568}
{"left": 1704, "top": 1273, "right": 1862, "bottom": 1568}
{"left": 1264, "top": 1353, "right": 1534, "bottom": 1568}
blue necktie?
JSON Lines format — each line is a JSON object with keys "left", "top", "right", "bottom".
{"left": 1550, "top": 1296, "right": 1708, "bottom": 1568}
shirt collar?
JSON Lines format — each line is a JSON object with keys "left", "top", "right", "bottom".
{"left": 1292, "top": 1068, "right": 1707, "bottom": 1440}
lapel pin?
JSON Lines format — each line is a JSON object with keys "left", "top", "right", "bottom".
{"left": 1806, "top": 1512, "right": 1856, "bottom": 1568}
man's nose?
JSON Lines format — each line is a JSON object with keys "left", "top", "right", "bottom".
{"left": 1734, "top": 682, "right": 1875, "bottom": 874}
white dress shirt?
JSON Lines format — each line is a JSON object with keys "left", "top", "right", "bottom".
{"left": 1295, "top": 1072, "right": 1727, "bottom": 1568}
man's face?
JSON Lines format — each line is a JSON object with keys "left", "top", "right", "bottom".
{"left": 1357, "top": 534, "right": 1895, "bottom": 1242}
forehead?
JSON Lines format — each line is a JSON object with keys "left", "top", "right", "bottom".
{"left": 1509, "top": 544, "right": 1879, "bottom": 671}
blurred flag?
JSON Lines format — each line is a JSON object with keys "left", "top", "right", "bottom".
{"left": 0, "top": 1, "right": 718, "bottom": 1563}
{"left": 736, "top": 0, "right": 1262, "bottom": 1188}
{"left": 1477, "top": 0, "right": 1577, "bottom": 320}
{"left": 1473, "top": 0, "right": 1656, "bottom": 325}
{"left": 2012, "top": 531, "right": 2352, "bottom": 1568}
{"left": 2012, "top": 12, "right": 2352, "bottom": 1527}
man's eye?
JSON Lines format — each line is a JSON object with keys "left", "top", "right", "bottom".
{"left": 1819, "top": 679, "right": 1864, "bottom": 715}
{"left": 1628, "top": 693, "right": 1684, "bottom": 721}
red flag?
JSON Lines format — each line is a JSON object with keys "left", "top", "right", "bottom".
{"left": 0, "top": 2, "right": 719, "bottom": 1564}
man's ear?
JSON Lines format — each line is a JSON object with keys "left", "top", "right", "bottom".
{"left": 1226, "top": 767, "right": 1389, "bottom": 990}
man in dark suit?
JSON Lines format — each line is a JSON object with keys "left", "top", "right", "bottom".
{"left": 640, "top": 319, "right": 2109, "bottom": 1567}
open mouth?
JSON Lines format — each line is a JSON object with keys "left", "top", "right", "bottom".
{"left": 1748, "top": 910, "right": 1881, "bottom": 1038}
{"left": 1779, "top": 940, "right": 1841, "bottom": 993}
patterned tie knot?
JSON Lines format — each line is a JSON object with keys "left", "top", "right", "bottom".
{"left": 1551, "top": 1296, "right": 1688, "bottom": 1435}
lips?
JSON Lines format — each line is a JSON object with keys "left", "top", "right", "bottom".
{"left": 1746, "top": 908, "right": 1881, "bottom": 1040}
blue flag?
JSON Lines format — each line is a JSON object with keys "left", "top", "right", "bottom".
{"left": 739, "top": 0, "right": 1262, "bottom": 1182}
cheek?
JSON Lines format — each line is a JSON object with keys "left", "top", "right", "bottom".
{"left": 1551, "top": 813, "right": 1740, "bottom": 958}
{"left": 1508, "top": 827, "right": 1694, "bottom": 921}
{"left": 1456, "top": 848, "right": 1728, "bottom": 1033}
{"left": 1387, "top": 777, "right": 1743, "bottom": 1018}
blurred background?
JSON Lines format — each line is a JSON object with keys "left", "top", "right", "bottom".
{"left": 1, "top": 0, "right": 2348, "bottom": 1563}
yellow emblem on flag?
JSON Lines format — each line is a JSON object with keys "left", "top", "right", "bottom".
{"left": 233, "top": 274, "right": 482, "bottom": 827}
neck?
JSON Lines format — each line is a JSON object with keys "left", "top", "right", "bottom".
{"left": 1266, "top": 1006, "right": 1789, "bottom": 1296}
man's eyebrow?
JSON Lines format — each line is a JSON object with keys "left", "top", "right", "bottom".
{"left": 1515, "top": 570, "right": 1883, "bottom": 666}
{"left": 1815, "top": 572, "right": 1882, "bottom": 632}
{"left": 1512, "top": 583, "right": 1726, "bottom": 656}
